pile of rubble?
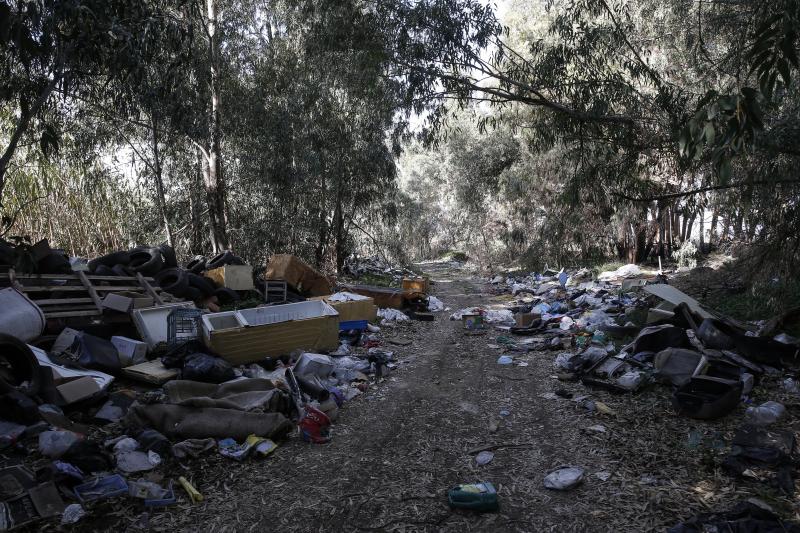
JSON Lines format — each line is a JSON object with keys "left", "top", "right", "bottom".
{"left": 0, "top": 249, "right": 440, "bottom": 530}
{"left": 452, "top": 264, "right": 800, "bottom": 521}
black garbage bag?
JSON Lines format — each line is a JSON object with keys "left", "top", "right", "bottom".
{"left": 181, "top": 353, "right": 235, "bottom": 384}
{"left": 61, "top": 440, "right": 112, "bottom": 474}
{"left": 136, "top": 429, "right": 171, "bottom": 457}
{"left": 73, "top": 334, "right": 121, "bottom": 374}
{"left": 628, "top": 325, "right": 691, "bottom": 354}
{"left": 698, "top": 318, "right": 798, "bottom": 367}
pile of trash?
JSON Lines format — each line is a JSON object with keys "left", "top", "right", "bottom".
{"left": 342, "top": 255, "right": 418, "bottom": 282}
{"left": 458, "top": 264, "right": 800, "bottom": 501}
{"left": 0, "top": 249, "right": 436, "bottom": 530}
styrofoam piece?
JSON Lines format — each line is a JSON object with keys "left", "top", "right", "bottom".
{"left": 294, "top": 352, "right": 334, "bottom": 378}
{"left": 0, "top": 287, "right": 45, "bottom": 342}
{"left": 29, "top": 344, "right": 113, "bottom": 391}
{"left": 132, "top": 302, "right": 196, "bottom": 349}
{"left": 200, "top": 311, "right": 245, "bottom": 334}
{"left": 237, "top": 300, "right": 337, "bottom": 327}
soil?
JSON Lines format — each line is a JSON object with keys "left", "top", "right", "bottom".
{"left": 67, "top": 262, "right": 800, "bottom": 532}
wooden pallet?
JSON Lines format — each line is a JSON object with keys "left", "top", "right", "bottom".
{"left": 0, "top": 269, "right": 164, "bottom": 319}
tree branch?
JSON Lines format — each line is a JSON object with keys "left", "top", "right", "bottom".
{"left": 613, "top": 178, "right": 800, "bottom": 202}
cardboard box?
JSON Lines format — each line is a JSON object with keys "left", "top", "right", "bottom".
{"left": 111, "top": 336, "right": 148, "bottom": 366}
{"left": 309, "top": 295, "right": 377, "bottom": 322}
{"left": 56, "top": 376, "right": 101, "bottom": 405}
{"left": 121, "top": 360, "right": 179, "bottom": 385}
{"left": 103, "top": 292, "right": 154, "bottom": 313}
{"left": 204, "top": 265, "right": 254, "bottom": 291}
{"left": 402, "top": 277, "right": 430, "bottom": 294}
{"left": 264, "top": 254, "right": 331, "bottom": 296}
{"left": 338, "top": 284, "right": 405, "bottom": 309}
{"left": 201, "top": 300, "right": 339, "bottom": 365}
{"left": 515, "top": 312, "right": 537, "bottom": 328}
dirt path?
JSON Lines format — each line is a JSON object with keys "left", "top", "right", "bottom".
{"left": 102, "top": 262, "right": 780, "bottom": 532}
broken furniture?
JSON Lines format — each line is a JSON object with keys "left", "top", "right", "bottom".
{"left": 264, "top": 254, "right": 331, "bottom": 297}
{"left": 201, "top": 300, "right": 339, "bottom": 364}
{"left": 0, "top": 268, "right": 165, "bottom": 321}
{"left": 204, "top": 265, "right": 254, "bottom": 291}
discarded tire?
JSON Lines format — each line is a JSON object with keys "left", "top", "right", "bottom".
{"left": 94, "top": 264, "right": 114, "bottom": 276}
{"left": 188, "top": 273, "right": 216, "bottom": 296}
{"left": 182, "top": 286, "right": 203, "bottom": 301}
{"left": 111, "top": 264, "right": 130, "bottom": 277}
{"left": 128, "top": 247, "right": 163, "bottom": 276}
{"left": 0, "top": 241, "right": 14, "bottom": 265}
{"left": 186, "top": 255, "right": 207, "bottom": 274}
{"left": 206, "top": 250, "right": 244, "bottom": 270}
{"left": 88, "top": 250, "right": 131, "bottom": 272}
{"left": 0, "top": 333, "right": 41, "bottom": 396}
{"left": 154, "top": 268, "right": 189, "bottom": 297}
{"left": 159, "top": 244, "right": 178, "bottom": 268}
{"left": 38, "top": 251, "right": 72, "bottom": 274}
{"left": 213, "top": 287, "right": 240, "bottom": 304}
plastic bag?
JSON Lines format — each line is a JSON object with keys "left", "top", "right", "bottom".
{"left": 744, "top": 401, "right": 785, "bottom": 426}
{"left": 543, "top": 467, "right": 585, "bottom": 490}
{"left": 39, "top": 430, "right": 81, "bottom": 458}
{"left": 181, "top": 353, "right": 235, "bottom": 384}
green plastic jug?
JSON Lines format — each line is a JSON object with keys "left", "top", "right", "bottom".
{"left": 447, "top": 482, "right": 499, "bottom": 512}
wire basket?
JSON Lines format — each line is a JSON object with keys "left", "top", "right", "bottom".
{"left": 167, "top": 308, "right": 204, "bottom": 346}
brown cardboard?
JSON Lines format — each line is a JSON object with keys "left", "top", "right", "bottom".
{"left": 402, "top": 277, "right": 430, "bottom": 294}
{"left": 515, "top": 312, "right": 537, "bottom": 328}
{"left": 204, "top": 265, "right": 254, "bottom": 291}
{"left": 102, "top": 291, "right": 154, "bottom": 313}
{"left": 264, "top": 254, "right": 331, "bottom": 296}
{"left": 56, "top": 376, "right": 101, "bottom": 405}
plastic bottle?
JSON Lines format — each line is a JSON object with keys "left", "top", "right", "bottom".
{"left": 744, "top": 401, "right": 786, "bottom": 426}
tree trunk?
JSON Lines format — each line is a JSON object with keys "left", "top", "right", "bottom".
{"left": 204, "top": 0, "right": 229, "bottom": 253}
{"left": 699, "top": 207, "right": 705, "bottom": 252}
{"left": 0, "top": 75, "right": 61, "bottom": 204}
{"left": 151, "top": 115, "right": 173, "bottom": 247}
{"left": 190, "top": 148, "right": 204, "bottom": 253}
{"left": 657, "top": 203, "right": 665, "bottom": 258}
{"left": 710, "top": 208, "right": 718, "bottom": 244}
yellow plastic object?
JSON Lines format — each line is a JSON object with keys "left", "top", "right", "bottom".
{"left": 178, "top": 476, "right": 203, "bottom": 503}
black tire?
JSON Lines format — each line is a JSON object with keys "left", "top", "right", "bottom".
{"left": 159, "top": 244, "right": 178, "bottom": 268}
{"left": 186, "top": 255, "right": 207, "bottom": 274}
{"left": 111, "top": 264, "right": 130, "bottom": 277}
{"left": 187, "top": 273, "right": 217, "bottom": 296}
{"left": 206, "top": 250, "right": 239, "bottom": 270}
{"left": 88, "top": 250, "right": 131, "bottom": 272}
{"left": 183, "top": 286, "right": 203, "bottom": 301}
{"left": 38, "top": 252, "right": 72, "bottom": 274}
{"left": 94, "top": 264, "right": 114, "bottom": 276}
{"left": 0, "top": 333, "right": 41, "bottom": 396}
{"left": 128, "top": 247, "right": 163, "bottom": 276}
{"left": 214, "top": 287, "right": 240, "bottom": 304}
{"left": 154, "top": 268, "right": 189, "bottom": 297}
{"left": 0, "top": 240, "right": 14, "bottom": 266}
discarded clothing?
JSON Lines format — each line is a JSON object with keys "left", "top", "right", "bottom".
{"left": 126, "top": 405, "right": 292, "bottom": 441}
{"left": 164, "top": 379, "right": 289, "bottom": 413}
